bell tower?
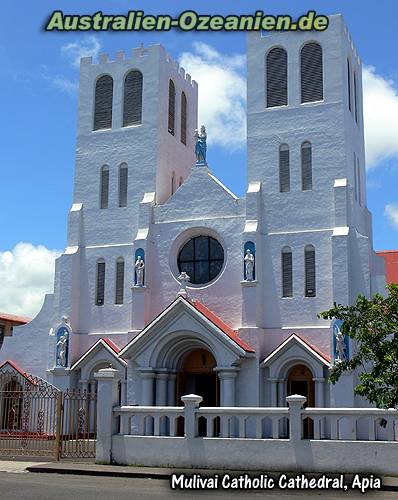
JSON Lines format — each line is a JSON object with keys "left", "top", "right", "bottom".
{"left": 245, "top": 15, "right": 385, "bottom": 330}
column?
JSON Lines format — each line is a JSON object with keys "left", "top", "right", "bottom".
{"left": 217, "top": 368, "right": 239, "bottom": 406}
{"left": 313, "top": 377, "right": 325, "bottom": 438}
{"left": 155, "top": 372, "right": 168, "bottom": 406}
{"left": 278, "top": 379, "right": 287, "bottom": 437}
{"left": 156, "top": 372, "right": 169, "bottom": 435}
{"left": 140, "top": 369, "right": 155, "bottom": 406}
{"left": 140, "top": 369, "right": 155, "bottom": 435}
{"left": 268, "top": 378, "right": 279, "bottom": 407}
{"left": 167, "top": 373, "right": 177, "bottom": 406}
{"left": 80, "top": 379, "right": 89, "bottom": 393}
{"left": 217, "top": 368, "right": 239, "bottom": 438}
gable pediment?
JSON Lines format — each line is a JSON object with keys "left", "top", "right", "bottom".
{"left": 119, "top": 297, "right": 254, "bottom": 367}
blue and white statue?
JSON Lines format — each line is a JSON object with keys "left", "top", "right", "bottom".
{"left": 194, "top": 125, "right": 207, "bottom": 165}
{"left": 56, "top": 326, "right": 69, "bottom": 367}
{"left": 332, "top": 319, "right": 350, "bottom": 363}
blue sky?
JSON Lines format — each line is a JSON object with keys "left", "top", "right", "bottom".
{"left": 1, "top": 0, "right": 398, "bottom": 315}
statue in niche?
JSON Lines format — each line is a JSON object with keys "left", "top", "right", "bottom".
{"left": 56, "top": 331, "right": 69, "bottom": 367}
{"left": 334, "top": 327, "right": 347, "bottom": 362}
{"left": 135, "top": 255, "right": 145, "bottom": 286}
{"left": 194, "top": 125, "right": 207, "bottom": 164}
{"left": 244, "top": 249, "right": 255, "bottom": 281}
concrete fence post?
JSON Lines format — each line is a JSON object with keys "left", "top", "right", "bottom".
{"left": 286, "top": 395, "right": 306, "bottom": 442}
{"left": 95, "top": 368, "right": 121, "bottom": 463}
{"left": 181, "top": 394, "right": 203, "bottom": 438}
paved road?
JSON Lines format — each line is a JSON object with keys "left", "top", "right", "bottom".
{"left": 0, "top": 472, "right": 395, "bottom": 500}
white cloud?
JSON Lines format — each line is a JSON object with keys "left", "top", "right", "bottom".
{"left": 384, "top": 203, "right": 398, "bottom": 230}
{"left": 0, "top": 243, "right": 61, "bottom": 318}
{"left": 61, "top": 36, "right": 102, "bottom": 68}
{"left": 363, "top": 66, "right": 398, "bottom": 168}
{"left": 40, "top": 64, "right": 78, "bottom": 95}
{"left": 179, "top": 43, "right": 246, "bottom": 150}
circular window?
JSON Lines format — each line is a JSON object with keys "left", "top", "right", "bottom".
{"left": 177, "top": 236, "right": 224, "bottom": 285}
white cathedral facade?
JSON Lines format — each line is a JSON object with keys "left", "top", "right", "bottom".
{"left": 0, "top": 15, "right": 386, "bottom": 411}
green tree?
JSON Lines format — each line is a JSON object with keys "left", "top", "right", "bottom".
{"left": 319, "top": 284, "right": 398, "bottom": 409}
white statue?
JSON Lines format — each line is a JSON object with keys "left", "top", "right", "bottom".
{"left": 135, "top": 256, "right": 145, "bottom": 286}
{"left": 177, "top": 271, "right": 190, "bottom": 297}
{"left": 244, "top": 249, "right": 255, "bottom": 281}
{"left": 335, "top": 328, "right": 347, "bottom": 362}
{"left": 57, "top": 333, "right": 68, "bottom": 367}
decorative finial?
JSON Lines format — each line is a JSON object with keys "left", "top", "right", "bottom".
{"left": 194, "top": 125, "right": 207, "bottom": 166}
{"left": 61, "top": 315, "right": 69, "bottom": 324}
{"left": 177, "top": 271, "right": 190, "bottom": 298}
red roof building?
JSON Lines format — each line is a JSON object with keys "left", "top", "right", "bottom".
{"left": 0, "top": 312, "right": 31, "bottom": 350}
{"left": 376, "top": 250, "right": 398, "bottom": 284}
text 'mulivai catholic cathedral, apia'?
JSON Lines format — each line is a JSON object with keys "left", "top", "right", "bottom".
{"left": 0, "top": 15, "right": 387, "bottom": 410}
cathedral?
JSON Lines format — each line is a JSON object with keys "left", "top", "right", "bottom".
{"left": 0, "top": 15, "right": 386, "bottom": 411}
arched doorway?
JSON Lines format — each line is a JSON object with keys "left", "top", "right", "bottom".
{"left": 176, "top": 348, "right": 219, "bottom": 407}
{"left": 287, "top": 364, "right": 314, "bottom": 438}
{"left": 1, "top": 380, "right": 22, "bottom": 431}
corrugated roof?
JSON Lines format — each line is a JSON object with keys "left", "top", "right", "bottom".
{"left": 0, "top": 312, "right": 31, "bottom": 324}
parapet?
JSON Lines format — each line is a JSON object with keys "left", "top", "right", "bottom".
{"left": 80, "top": 43, "right": 197, "bottom": 88}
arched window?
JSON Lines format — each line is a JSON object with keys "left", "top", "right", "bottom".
{"left": 96, "top": 260, "right": 106, "bottom": 306}
{"left": 301, "top": 42, "right": 323, "bottom": 103}
{"left": 281, "top": 246, "right": 293, "bottom": 297}
{"left": 115, "top": 258, "right": 125, "bottom": 305}
{"left": 118, "top": 163, "right": 128, "bottom": 207}
{"left": 279, "top": 144, "right": 290, "bottom": 193}
{"left": 93, "top": 75, "right": 113, "bottom": 130}
{"left": 353, "top": 152, "right": 358, "bottom": 201}
{"left": 304, "top": 245, "right": 316, "bottom": 297}
{"left": 100, "top": 165, "right": 109, "bottom": 209}
{"left": 168, "top": 80, "right": 176, "bottom": 135}
{"left": 266, "top": 47, "right": 288, "bottom": 108}
{"left": 353, "top": 71, "right": 358, "bottom": 123}
{"left": 347, "top": 59, "right": 352, "bottom": 112}
{"left": 123, "top": 70, "right": 143, "bottom": 127}
{"left": 301, "top": 142, "right": 312, "bottom": 191}
{"left": 180, "top": 92, "right": 187, "bottom": 145}
{"left": 179, "top": 176, "right": 183, "bottom": 187}
{"left": 171, "top": 171, "right": 176, "bottom": 195}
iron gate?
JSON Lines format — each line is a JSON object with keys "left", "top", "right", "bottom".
{"left": 0, "top": 370, "right": 97, "bottom": 459}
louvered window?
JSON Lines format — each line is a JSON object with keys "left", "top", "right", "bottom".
{"left": 96, "top": 261, "right": 106, "bottom": 306}
{"left": 347, "top": 59, "right": 352, "bottom": 112}
{"left": 100, "top": 166, "right": 109, "bottom": 209}
{"left": 353, "top": 153, "right": 358, "bottom": 201}
{"left": 118, "top": 164, "right": 128, "bottom": 207}
{"left": 168, "top": 80, "right": 176, "bottom": 135}
{"left": 305, "top": 245, "right": 316, "bottom": 297}
{"left": 93, "top": 75, "right": 113, "bottom": 130}
{"left": 353, "top": 71, "right": 358, "bottom": 123}
{"left": 301, "top": 42, "right": 323, "bottom": 103}
{"left": 171, "top": 172, "right": 175, "bottom": 195}
{"left": 279, "top": 144, "right": 290, "bottom": 193}
{"left": 301, "top": 142, "right": 312, "bottom": 191}
{"left": 282, "top": 247, "right": 293, "bottom": 297}
{"left": 123, "top": 70, "right": 143, "bottom": 127}
{"left": 115, "top": 258, "right": 125, "bottom": 305}
{"left": 181, "top": 92, "right": 187, "bottom": 145}
{"left": 266, "top": 47, "right": 288, "bottom": 108}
